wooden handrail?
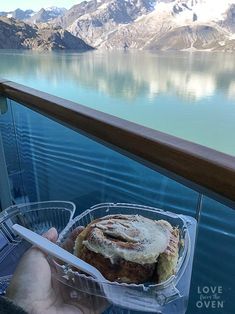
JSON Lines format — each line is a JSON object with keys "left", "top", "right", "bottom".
{"left": 0, "top": 80, "right": 235, "bottom": 208}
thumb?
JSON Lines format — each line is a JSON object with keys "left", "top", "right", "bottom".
{"left": 42, "top": 227, "right": 58, "bottom": 243}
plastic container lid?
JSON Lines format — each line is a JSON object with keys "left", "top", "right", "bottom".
{"left": 0, "top": 200, "right": 75, "bottom": 294}
{"left": 51, "top": 203, "right": 196, "bottom": 313}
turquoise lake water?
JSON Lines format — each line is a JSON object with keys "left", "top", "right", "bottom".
{"left": 0, "top": 50, "right": 235, "bottom": 156}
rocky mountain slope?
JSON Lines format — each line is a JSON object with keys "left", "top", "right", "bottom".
{"left": 0, "top": 7, "right": 66, "bottom": 23}
{"left": 65, "top": 0, "right": 156, "bottom": 47}
{"left": 0, "top": 8, "right": 34, "bottom": 20}
{"left": 54, "top": 0, "right": 103, "bottom": 29}
{"left": 26, "top": 7, "right": 67, "bottom": 24}
{"left": 1, "top": 0, "right": 235, "bottom": 51}
{"left": 0, "top": 17, "right": 93, "bottom": 51}
{"left": 219, "top": 3, "right": 235, "bottom": 33}
{"left": 63, "top": 0, "right": 235, "bottom": 51}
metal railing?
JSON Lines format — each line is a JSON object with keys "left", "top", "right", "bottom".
{"left": 0, "top": 79, "right": 235, "bottom": 208}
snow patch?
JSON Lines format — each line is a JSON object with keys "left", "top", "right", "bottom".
{"left": 45, "top": 7, "right": 65, "bottom": 12}
{"left": 219, "top": 41, "right": 225, "bottom": 46}
{"left": 156, "top": 0, "right": 235, "bottom": 25}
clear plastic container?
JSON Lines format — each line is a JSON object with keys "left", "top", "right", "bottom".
{"left": 0, "top": 201, "right": 75, "bottom": 293}
{"left": 52, "top": 203, "right": 195, "bottom": 313}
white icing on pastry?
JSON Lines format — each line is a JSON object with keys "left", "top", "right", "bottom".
{"left": 82, "top": 215, "right": 172, "bottom": 265}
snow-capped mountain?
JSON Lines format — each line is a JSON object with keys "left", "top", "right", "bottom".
{"left": 63, "top": 0, "right": 161, "bottom": 47}
{"left": 0, "top": 7, "right": 66, "bottom": 24}
{"left": 46, "top": 6, "right": 66, "bottom": 13}
{"left": 0, "top": 9, "right": 34, "bottom": 20}
{"left": 2, "top": 0, "right": 235, "bottom": 51}
{"left": 62, "top": 0, "right": 235, "bottom": 50}
{"left": 54, "top": 0, "right": 156, "bottom": 29}
{"left": 168, "top": 0, "right": 234, "bottom": 23}
{"left": 27, "top": 7, "right": 67, "bottom": 23}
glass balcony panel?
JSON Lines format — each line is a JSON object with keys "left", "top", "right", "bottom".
{"left": 188, "top": 197, "right": 235, "bottom": 313}
{"left": 0, "top": 99, "right": 200, "bottom": 217}
{"left": 1, "top": 95, "right": 234, "bottom": 313}
{"left": 0, "top": 98, "right": 27, "bottom": 209}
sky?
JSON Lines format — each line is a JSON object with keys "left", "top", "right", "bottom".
{"left": 0, "top": 0, "right": 82, "bottom": 12}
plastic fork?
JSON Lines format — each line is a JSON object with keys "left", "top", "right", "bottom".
{"left": 12, "top": 224, "right": 107, "bottom": 282}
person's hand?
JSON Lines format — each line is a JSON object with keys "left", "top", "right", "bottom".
{"left": 6, "top": 228, "right": 108, "bottom": 314}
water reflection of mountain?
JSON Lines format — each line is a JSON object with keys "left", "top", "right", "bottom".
{"left": 0, "top": 50, "right": 235, "bottom": 101}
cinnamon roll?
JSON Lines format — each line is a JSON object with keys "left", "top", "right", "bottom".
{"left": 74, "top": 214, "right": 179, "bottom": 284}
